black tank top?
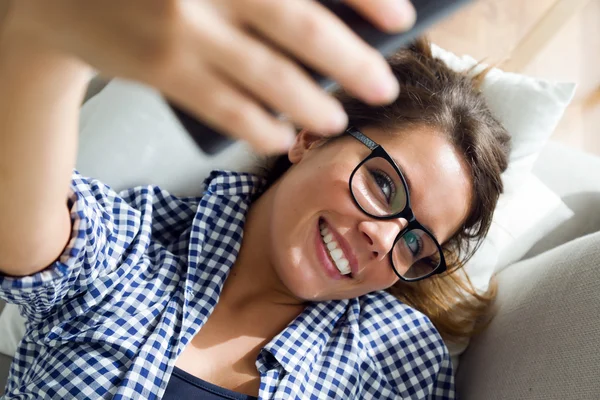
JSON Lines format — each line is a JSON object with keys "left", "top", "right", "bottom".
{"left": 162, "top": 367, "right": 259, "bottom": 400}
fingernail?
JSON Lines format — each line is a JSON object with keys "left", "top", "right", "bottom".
{"left": 371, "top": 73, "right": 400, "bottom": 103}
{"left": 388, "top": 0, "right": 417, "bottom": 30}
{"left": 278, "top": 127, "right": 297, "bottom": 151}
{"left": 328, "top": 108, "right": 348, "bottom": 133}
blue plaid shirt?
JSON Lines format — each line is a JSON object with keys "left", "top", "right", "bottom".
{"left": 0, "top": 169, "right": 455, "bottom": 399}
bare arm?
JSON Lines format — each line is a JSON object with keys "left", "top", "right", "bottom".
{"left": 0, "top": 0, "right": 416, "bottom": 276}
{"left": 0, "top": 18, "right": 92, "bottom": 276}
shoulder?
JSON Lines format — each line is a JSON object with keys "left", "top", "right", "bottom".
{"left": 357, "top": 290, "right": 442, "bottom": 343}
{"left": 70, "top": 168, "right": 176, "bottom": 210}
{"left": 356, "top": 291, "right": 454, "bottom": 393}
{"left": 202, "top": 170, "right": 267, "bottom": 198}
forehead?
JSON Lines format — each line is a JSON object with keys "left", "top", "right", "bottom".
{"left": 360, "top": 126, "right": 473, "bottom": 243}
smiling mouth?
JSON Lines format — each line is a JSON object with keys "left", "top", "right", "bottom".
{"left": 318, "top": 218, "right": 354, "bottom": 279}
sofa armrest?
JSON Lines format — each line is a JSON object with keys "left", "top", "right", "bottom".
{"left": 456, "top": 230, "right": 600, "bottom": 399}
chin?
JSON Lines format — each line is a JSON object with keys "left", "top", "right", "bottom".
{"left": 277, "top": 264, "right": 360, "bottom": 302}
{"left": 272, "top": 250, "right": 334, "bottom": 302}
{"left": 276, "top": 260, "right": 325, "bottom": 301}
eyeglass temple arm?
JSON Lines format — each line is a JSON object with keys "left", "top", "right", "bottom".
{"left": 346, "top": 127, "right": 378, "bottom": 151}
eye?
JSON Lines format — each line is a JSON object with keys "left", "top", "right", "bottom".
{"left": 369, "top": 169, "right": 396, "bottom": 204}
{"left": 402, "top": 231, "right": 423, "bottom": 258}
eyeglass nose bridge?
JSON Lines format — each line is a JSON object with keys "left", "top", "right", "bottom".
{"left": 375, "top": 202, "right": 416, "bottom": 227}
{"left": 393, "top": 217, "right": 419, "bottom": 246}
{"left": 363, "top": 214, "right": 412, "bottom": 253}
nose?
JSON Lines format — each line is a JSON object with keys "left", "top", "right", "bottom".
{"left": 358, "top": 218, "right": 408, "bottom": 261}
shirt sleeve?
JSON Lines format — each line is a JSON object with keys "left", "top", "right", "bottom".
{"left": 0, "top": 169, "right": 148, "bottom": 322}
{"left": 429, "top": 351, "right": 456, "bottom": 400}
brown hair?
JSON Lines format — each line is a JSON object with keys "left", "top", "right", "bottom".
{"left": 261, "top": 38, "right": 511, "bottom": 344}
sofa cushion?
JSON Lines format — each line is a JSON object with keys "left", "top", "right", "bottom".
{"left": 456, "top": 230, "right": 600, "bottom": 399}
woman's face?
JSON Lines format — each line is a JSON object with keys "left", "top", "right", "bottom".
{"left": 268, "top": 126, "right": 472, "bottom": 302}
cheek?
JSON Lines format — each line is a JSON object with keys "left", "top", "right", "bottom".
{"left": 274, "top": 163, "right": 353, "bottom": 228}
{"left": 268, "top": 163, "right": 356, "bottom": 269}
{"left": 266, "top": 187, "right": 326, "bottom": 300}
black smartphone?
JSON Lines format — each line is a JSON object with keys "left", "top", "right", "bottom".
{"left": 168, "top": 0, "right": 472, "bottom": 154}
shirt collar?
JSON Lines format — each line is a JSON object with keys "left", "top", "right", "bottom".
{"left": 186, "top": 169, "right": 266, "bottom": 307}
{"left": 202, "top": 170, "right": 267, "bottom": 197}
{"left": 262, "top": 298, "right": 355, "bottom": 374}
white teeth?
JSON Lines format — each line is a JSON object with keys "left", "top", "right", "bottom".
{"left": 319, "top": 221, "right": 352, "bottom": 276}
{"left": 335, "top": 258, "right": 351, "bottom": 275}
{"left": 330, "top": 249, "right": 344, "bottom": 260}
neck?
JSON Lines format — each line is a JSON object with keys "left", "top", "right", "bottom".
{"left": 218, "top": 181, "right": 306, "bottom": 317}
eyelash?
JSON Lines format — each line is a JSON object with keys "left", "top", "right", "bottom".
{"left": 373, "top": 169, "right": 396, "bottom": 202}
{"left": 406, "top": 234, "right": 423, "bottom": 257}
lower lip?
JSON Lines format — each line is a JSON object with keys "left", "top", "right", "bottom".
{"left": 315, "top": 218, "right": 351, "bottom": 281}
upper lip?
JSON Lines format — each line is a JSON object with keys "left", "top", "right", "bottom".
{"left": 321, "top": 218, "right": 359, "bottom": 278}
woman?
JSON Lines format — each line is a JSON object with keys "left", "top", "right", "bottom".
{"left": 0, "top": 1, "right": 510, "bottom": 399}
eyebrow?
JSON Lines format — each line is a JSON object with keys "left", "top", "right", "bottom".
{"left": 392, "top": 156, "right": 439, "bottom": 241}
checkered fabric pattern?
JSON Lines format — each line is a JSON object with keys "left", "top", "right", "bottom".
{"left": 0, "top": 169, "right": 455, "bottom": 399}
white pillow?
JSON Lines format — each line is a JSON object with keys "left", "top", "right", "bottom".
{"left": 463, "top": 173, "right": 574, "bottom": 291}
{"left": 431, "top": 44, "right": 576, "bottom": 187}
{"left": 0, "top": 45, "right": 576, "bottom": 360}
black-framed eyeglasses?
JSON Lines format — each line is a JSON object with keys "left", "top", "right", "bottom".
{"left": 346, "top": 127, "right": 447, "bottom": 282}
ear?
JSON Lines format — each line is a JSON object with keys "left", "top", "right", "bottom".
{"left": 288, "top": 129, "right": 328, "bottom": 164}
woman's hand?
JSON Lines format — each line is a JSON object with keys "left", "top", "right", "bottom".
{"left": 10, "top": 0, "right": 415, "bottom": 153}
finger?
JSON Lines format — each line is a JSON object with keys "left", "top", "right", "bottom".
{"left": 188, "top": 8, "right": 349, "bottom": 135}
{"left": 240, "top": 0, "right": 400, "bottom": 105}
{"left": 343, "top": 0, "right": 416, "bottom": 32}
{"left": 162, "top": 62, "right": 297, "bottom": 155}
